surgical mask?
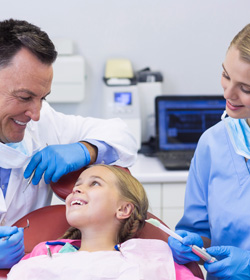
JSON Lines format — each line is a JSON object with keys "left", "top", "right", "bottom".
{"left": 0, "top": 139, "right": 39, "bottom": 169}
{"left": 6, "top": 141, "right": 28, "bottom": 155}
{"left": 222, "top": 111, "right": 250, "bottom": 158}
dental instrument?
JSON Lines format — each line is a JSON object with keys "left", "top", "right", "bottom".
{"left": 146, "top": 218, "right": 217, "bottom": 263}
{"left": 45, "top": 243, "right": 52, "bottom": 258}
{"left": 146, "top": 218, "right": 183, "bottom": 242}
{"left": 23, "top": 143, "right": 49, "bottom": 193}
{"left": 23, "top": 168, "right": 36, "bottom": 193}
{"left": 1, "top": 219, "right": 30, "bottom": 241}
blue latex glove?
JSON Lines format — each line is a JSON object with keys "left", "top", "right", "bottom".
{"left": 24, "top": 143, "right": 91, "bottom": 184}
{"left": 0, "top": 226, "right": 24, "bottom": 268}
{"left": 204, "top": 246, "right": 250, "bottom": 280}
{"left": 168, "top": 230, "right": 203, "bottom": 264}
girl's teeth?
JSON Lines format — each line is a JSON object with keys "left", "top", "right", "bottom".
{"left": 71, "top": 200, "right": 84, "bottom": 206}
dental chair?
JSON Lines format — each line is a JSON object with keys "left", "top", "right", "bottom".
{"left": 0, "top": 167, "right": 204, "bottom": 279}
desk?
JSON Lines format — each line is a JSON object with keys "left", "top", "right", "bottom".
{"left": 130, "top": 154, "right": 189, "bottom": 230}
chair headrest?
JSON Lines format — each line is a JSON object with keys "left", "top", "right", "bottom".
{"left": 50, "top": 165, "right": 130, "bottom": 200}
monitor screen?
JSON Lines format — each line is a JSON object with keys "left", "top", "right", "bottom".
{"left": 156, "top": 95, "right": 226, "bottom": 150}
{"left": 114, "top": 92, "right": 132, "bottom": 106}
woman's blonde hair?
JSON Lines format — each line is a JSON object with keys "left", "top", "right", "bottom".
{"left": 62, "top": 164, "right": 149, "bottom": 243}
{"left": 229, "top": 23, "right": 250, "bottom": 63}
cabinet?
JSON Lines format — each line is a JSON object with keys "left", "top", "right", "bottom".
{"left": 162, "top": 182, "right": 186, "bottom": 230}
{"left": 130, "top": 154, "right": 188, "bottom": 230}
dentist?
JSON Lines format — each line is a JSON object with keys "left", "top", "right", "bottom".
{"left": 0, "top": 18, "right": 137, "bottom": 268}
{"left": 168, "top": 23, "right": 250, "bottom": 280}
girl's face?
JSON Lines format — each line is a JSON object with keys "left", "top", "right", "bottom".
{"left": 222, "top": 46, "right": 250, "bottom": 119}
{"left": 65, "top": 166, "right": 123, "bottom": 230}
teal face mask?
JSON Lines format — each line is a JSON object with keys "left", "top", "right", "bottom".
{"left": 223, "top": 113, "right": 250, "bottom": 158}
{"left": 6, "top": 140, "right": 28, "bottom": 155}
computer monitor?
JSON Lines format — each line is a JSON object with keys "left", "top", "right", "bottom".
{"left": 155, "top": 95, "right": 226, "bottom": 151}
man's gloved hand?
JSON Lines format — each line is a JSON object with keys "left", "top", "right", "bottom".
{"left": 24, "top": 143, "right": 91, "bottom": 184}
{"left": 168, "top": 230, "right": 203, "bottom": 264}
{"left": 205, "top": 246, "right": 250, "bottom": 280}
{"left": 0, "top": 226, "right": 24, "bottom": 268}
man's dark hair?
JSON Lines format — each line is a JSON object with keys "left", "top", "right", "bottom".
{"left": 0, "top": 18, "right": 57, "bottom": 68}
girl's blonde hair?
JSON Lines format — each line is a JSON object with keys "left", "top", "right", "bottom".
{"left": 62, "top": 164, "right": 149, "bottom": 243}
{"left": 229, "top": 23, "right": 250, "bottom": 63}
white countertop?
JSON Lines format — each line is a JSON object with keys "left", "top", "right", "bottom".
{"left": 129, "top": 154, "right": 189, "bottom": 183}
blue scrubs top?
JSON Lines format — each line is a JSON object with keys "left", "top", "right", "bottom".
{"left": 176, "top": 120, "right": 250, "bottom": 254}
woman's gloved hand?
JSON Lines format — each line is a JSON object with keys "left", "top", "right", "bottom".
{"left": 0, "top": 226, "right": 24, "bottom": 268}
{"left": 24, "top": 143, "right": 91, "bottom": 184}
{"left": 168, "top": 230, "right": 203, "bottom": 264}
{"left": 204, "top": 246, "right": 250, "bottom": 280}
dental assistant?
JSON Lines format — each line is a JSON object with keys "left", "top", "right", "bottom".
{"left": 168, "top": 23, "right": 250, "bottom": 280}
{"left": 0, "top": 19, "right": 137, "bottom": 269}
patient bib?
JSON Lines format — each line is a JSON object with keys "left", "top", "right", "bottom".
{"left": 8, "top": 239, "right": 176, "bottom": 280}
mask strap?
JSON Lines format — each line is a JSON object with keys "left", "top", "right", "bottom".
{"left": 221, "top": 110, "right": 227, "bottom": 120}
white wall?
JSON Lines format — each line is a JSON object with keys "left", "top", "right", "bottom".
{"left": 1, "top": 0, "right": 250, "bottom": 117}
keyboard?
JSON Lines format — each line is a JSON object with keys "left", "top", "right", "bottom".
{"left": 157, "top": 150, "right": 194, "bottom": 170}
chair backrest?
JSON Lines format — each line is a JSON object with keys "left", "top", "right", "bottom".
{"left": 0, "top": 206, "right": 203, "bottom": 279}
{"left": 0, "top": 167, "right": 204, "bottom": 279}
{"left": 14, "top": 205, "right": 69, "bottom": 254}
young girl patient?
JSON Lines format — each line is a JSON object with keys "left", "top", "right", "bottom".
{"left": 8, "top": 164, "right": 202, "bottom": 280}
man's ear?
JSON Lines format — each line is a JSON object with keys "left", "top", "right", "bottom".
{"left": 116, "top": 202, "right": 134, "bottom": 220}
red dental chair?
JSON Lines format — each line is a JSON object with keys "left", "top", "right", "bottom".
{"left": 0, "top": 167, "right": 204, "bottom": 279}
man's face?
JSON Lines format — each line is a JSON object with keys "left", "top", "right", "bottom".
{"left": 0, "top": 48, "right": 53, "bottom": 143}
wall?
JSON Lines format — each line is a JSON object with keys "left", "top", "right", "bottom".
{"left": 1, "top": 0, "right": 250, "bottom": 117}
